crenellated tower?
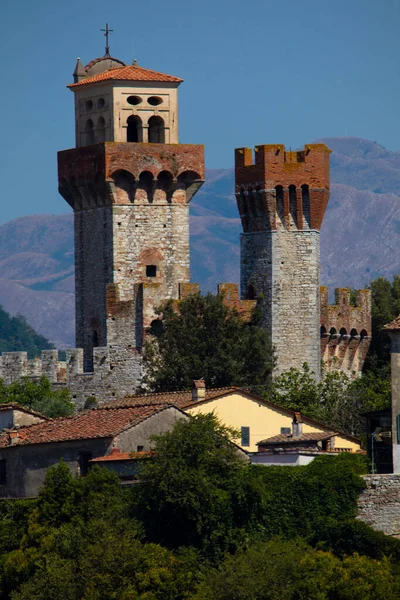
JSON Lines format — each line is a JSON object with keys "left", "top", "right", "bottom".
{"left": 58, "top": 53, "right": 204, "bottom": 373}
{"left": 235, "top": 143, "right": 331, "bottom": 378}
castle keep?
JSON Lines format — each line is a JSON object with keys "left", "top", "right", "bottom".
{"left": 0, "top": 47, "right": 371, "bottom": 403}
{"left": 235, "top": 145, "right": 371, "bottom": 378}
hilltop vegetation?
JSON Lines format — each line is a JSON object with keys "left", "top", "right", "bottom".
{"left": 0, "top": 305, "right": 54, "bottom": 358}
{"left": 0, "top": 415, "right": 399, "bottom": 599}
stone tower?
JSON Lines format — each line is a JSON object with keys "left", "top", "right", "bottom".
{"left": 235, "top": 144, "right": 331, "bottom": 378}
{"left": 58, "top": 53, "right": 204, "bottom": 373}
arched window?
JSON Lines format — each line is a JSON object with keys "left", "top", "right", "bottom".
{"left": 127, "top": 115, "right": 142, "bottom": 142}
{"left": 96, "top": 117, "right": 106, "bottom": 142}
{"left": 301, "top": 185, "right": 311, "bottom": 228}
{"left": 148, "top": 116, "right": 165, "bottom": 143}
{"left": 320, "top": 326, "right": 327, "bottom": 337}
{"left": 289, "top": 184, "right": 297, "bottom": 227}
{"left": 339, "top": 327, "right": 347, "bottom": 338}
{"left": 329, "top": 327, "right": 337, "bottom": 337}
{"left": 350, "top": 328, "right": 358, "bottom": 339}
{"left": 360, "top": 329, "right": 368, "bottom": 341}
{"left": 86, "top": 119, "right": 94, "bottom": 145}
{"left": 275, "top": 185, "right": 284, "bottom": 225}
{"left": 246, "top": 284, "right": 257, "bottom": 300}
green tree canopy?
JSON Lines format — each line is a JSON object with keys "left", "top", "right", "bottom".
{"left": 0, "top": 376, "right": 74, "bottom": 419}
{"left": 141, "top": 292, "right": 275, "bottom": 392}
{"left": 270, "top": 364, "right": 390, "bottom": 436}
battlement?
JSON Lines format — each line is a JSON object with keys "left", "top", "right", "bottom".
{"left": 235, "top": 143, "right": 331, "bottom": 188}
{"left": 320, "top": 286, "right": 371, "bottom": 377}
{"left": 58, "top": 142, "right": 205, "bottom": 210}
{"left": 177, "top": 282, "right": 256, "bottom": 319}
{"left": 235, "top": 143, "right": 331, "bottom": 232}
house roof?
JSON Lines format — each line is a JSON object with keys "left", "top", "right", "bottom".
{"left": 68, "top": 64, "right": 183, "bottom": 88}
{"left": 258, "top": 431, "right": 337, "bottom": 446}
{"left": 383, "top": 315, "right": 400, "bottom": 331}
{"left": 90, "top": 449, "right": 154, "bottom": 462}
{"left": 107, "top": 387, "right": 361, "bottom": 444}
{"left": 0, "top": 403, "right": 49, "bottom": 420}
{"left": 0, "top": 404, "right": 174, "bottom": 448}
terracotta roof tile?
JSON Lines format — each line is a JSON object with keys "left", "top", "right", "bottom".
{"left": 90, "top": 450, "right": 154, "bottom": 462}
{"left": 258, "top": 431, "right": 337, "bottom": 446}
{"left": 69, "top": 64, "right": 183, "bottom": 88}
{"left": 103, "top": 387, "right": 236, "bottom": 410}
{"left": 0, "top": 404, "right": 170, "bottom": 448}
{"left": 383, "top": 315, "right": 400, "bottom": 330}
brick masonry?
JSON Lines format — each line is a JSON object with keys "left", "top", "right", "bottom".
{"left": 357, "top": 474, "right": 400, "bottom": 538}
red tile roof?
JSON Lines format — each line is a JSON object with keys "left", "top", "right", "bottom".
{"left": 258, "top": 431, "right": 337, "bottom": 446}
{"left": 68, "top": 64, "right": 183, "bottom": 88}
{"left": 90, "top": 450, "right": 154, "bottom": 462}
{"left": 0, "top": 404, "right": 171, "bottom": 448}
{"left": 383, "top": 315, "right": 400, "bottom": 330}
{"left": 103, "top": 387, "right": 237, "bottom": 409}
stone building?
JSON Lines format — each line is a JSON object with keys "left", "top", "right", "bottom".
{"left": 0, "top": 403, "right": 187, "bottom": 497}
{"left": 235, "top": 145, "right": 371, "bottom": 379}
{"left": 0, "top": 45, "right": 371, "bottom": 401}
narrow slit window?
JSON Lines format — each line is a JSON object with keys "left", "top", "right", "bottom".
{"left": 0, "top": 459, "right": 6, "bottom": 485}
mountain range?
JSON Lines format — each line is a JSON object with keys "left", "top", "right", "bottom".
{"left": 0, "top": 136, "right": 399, "bottom": 348}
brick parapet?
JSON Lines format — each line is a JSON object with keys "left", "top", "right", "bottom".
{"left": 58, "top": 142, "right": 205, "bottom": 210}
{"left": 235, "top": 144, "right": 331, "bottom": 232}
{"left": 357, "top": 474, "right": 400, "bottom": 538}
{"left": 320, "top": 287, "right": 371, "bottom": 377}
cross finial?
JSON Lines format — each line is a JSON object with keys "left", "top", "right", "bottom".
{"left": 101, "top": 23, "right": 114, "bottom": 57}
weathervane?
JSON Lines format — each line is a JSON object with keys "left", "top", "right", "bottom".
{"left": 101, "top": 23, "right": 114, "bottom": 57}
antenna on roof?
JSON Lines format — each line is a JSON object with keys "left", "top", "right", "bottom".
{"left": 101, "top": 23, "right": 114, "bottom": 57}
{"left": 132, "top": 38, "right": 138, "bottom": 66}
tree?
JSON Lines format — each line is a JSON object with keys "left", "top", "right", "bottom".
{"left": 270, "top": 364, "right": 389, "bottom": 437}
{"left": 132, "top": 413, "right": 248, "bottom": 558}
{"left": 193, "top": 538, "right": 400, "bottom": 600}
{"left": 0, "top": 307, "right": 54, "bottom": 359}
{"left": 141, "top": 292, "right": 275, "bottom": 392}
{"left": 0, "top": 376, "right": 74, "bottom": 418}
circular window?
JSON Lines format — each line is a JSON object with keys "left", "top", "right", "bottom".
{"left": 85, "top": 99, "right": 93, "bottom": 111}
{"left": 127, "top": 95, "right": 142, "bottom": 106}
{"left": 148, "top": 96, "right": 163, "bottom": 106}
{"left": 97, "top": 97, "right": 105, "bottom": 109}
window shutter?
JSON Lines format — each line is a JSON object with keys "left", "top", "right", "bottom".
{"left": 241, "top": 426, "right": 250, "bottom": 447}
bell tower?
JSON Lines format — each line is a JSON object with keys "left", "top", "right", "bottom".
{"left": 58, "top": 51, "right": 204, "bottom": 372}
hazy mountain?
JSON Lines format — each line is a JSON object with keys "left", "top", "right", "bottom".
{"left": 0, "top": 137, "right": 398, "bottom": 347}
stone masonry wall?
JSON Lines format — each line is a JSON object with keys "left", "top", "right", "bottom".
{"left": 241, "top": 229, "right": 320, "bottom": 377}
{"left": 321, "top": 287, "right": 371, "bottom": 377}
{"left": 357, "top": 474, "right": 400, "bottom": 538}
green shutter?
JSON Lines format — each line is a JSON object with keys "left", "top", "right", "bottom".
{"left": 241, "top": 426, "right": 250, "bottom": 447}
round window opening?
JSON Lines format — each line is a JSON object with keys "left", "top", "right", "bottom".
{"left": 148, "top": 96, "right": 163, "bottom": 106}
{"left": 85, "top": 100, "right": 93, "bottom": 111}
{"left": 127, "top": 95, "right": 142, "bottom": 106}
{"left": 97, "top": 97, "right": 105, "bottom": 109}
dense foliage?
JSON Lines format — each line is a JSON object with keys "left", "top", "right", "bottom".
{"left": 141, "top": 293, "right": 275, "bottom": 392}
{"left": 1, "top": 415, "right": 398, "bottom": 599}
{"left": 270, "top": 363, "right": 390, "bottom": 436}
{"left": 0, "top": 306, "right": 53, "bottom": 358}
{"left": 0, "top": 376, "right": 74, "bottom": 418}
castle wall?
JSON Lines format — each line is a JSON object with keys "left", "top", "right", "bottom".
{"left": 357, "top": 474, "right": 400, "bottom": 537}
{"left": 321, "top": 287, "right": 371, "bottom": 377}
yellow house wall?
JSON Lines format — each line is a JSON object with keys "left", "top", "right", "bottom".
{"left": 186, "top": 392, "right": 360, "bottom": 453}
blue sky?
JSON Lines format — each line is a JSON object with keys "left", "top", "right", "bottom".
{"left": 1, "top": 0, "right": 399, "bottom": 223}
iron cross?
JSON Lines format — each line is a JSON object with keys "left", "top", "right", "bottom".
{"left": 101, "top": 23, "right": 114, "bottom": 57}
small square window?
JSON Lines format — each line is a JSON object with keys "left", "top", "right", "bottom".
{"left": 137, "top": 445, "right": 144, "bottom": 452}
{"left": 146, "top": 265, "right": 157, "bottom": 277}
{"left": 241, "top": 426, "right": 250, "bottom": 447}
{"left": 281, "top": 427, "right": 291, "bottom": 435}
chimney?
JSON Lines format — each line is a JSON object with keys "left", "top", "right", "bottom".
{"left": 292, "top": 412, "right": 303, "bottom": 437}
{"left": 9, "top": 431, "right": 20, "bottom": 445}
{"left": 192, "top": 379, "right": 206, "bottom": 402}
